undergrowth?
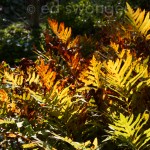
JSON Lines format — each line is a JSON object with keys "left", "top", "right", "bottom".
{"left": 0, "top": 3, "right": 150, "bottom": 150}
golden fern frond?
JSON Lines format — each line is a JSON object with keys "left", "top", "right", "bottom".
{"left": 134, "top": 56, "right": 149, "bottom": 78}
{"left": 3, "top": 70, "right": 24, "bottom": 87}
{"left": 103, "top": 48, "right": 148, "bottom": 98}
{"left": 36, "top": 58, "right": 56, "bottom": 90}
{"left": 110, "top": 41, "right": 127, "bottom": 58}
{"left": 42, "top": 79, "right": 85, "bottom": 121}
{"left": 105, "top": 112, "right": 150, "bottom": 149}
{"left": 26, "top": 70, "right": 40, "bottom": 85}
{"left": 56, "top": 86, "right": 72, "bottom": 114}
{"left": 27, "top": 88, "right": 46, "bottom": 103}
{"left": 47, "top": 78, "right": 69, "bottom": 100}
{"left": 26, "top": 78, "right": 71, "bottom": 107}
{"left": 48, "top": 18, "right": 71, "bottom": 44}
{"left": 125, "top": 2, "right": 150, "bottom": 40}
{"left": 0, "top": 118, "right": 15, "bottom": 124}
{"left": 3, "top": 68, "right": 40, "bottom": 88}
{"left": 104, "top": 49, "right": 132, "bottom": 87}
{"left": 79, "top": 56, "right": 103, "bottom": 90}
{"left": 28, "top": 82, "right": 79, "bottom": 121}
{"left": 110, "top": 41, "right": 119, "bottom": 54}
{"left": 12, "top": 90, "right": 31, "bottom": 101}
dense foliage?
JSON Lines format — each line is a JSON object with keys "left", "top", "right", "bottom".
{"left": 0, "top": 2, "right": 150, "bottom": 150}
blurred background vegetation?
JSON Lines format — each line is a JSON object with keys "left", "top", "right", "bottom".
{"left": 0, "top": 0, "right": 149, "bottom": 66}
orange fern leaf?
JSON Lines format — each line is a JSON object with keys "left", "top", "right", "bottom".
{"left": 67, "top": 36, "right": 80, "bottom": 49}
{"left": 0, "top": 89, "right": 8, "bottom": 102}
{"left": 69, "top": 53, "right": 81, "bottom": 72}
{"left": 36, "top": 59, "right": 56, "bottom": 90}
{"left": 48, "top": 18, "right": 72, "bottom": 44}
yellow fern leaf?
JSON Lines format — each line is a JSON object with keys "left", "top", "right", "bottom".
{"left": 138, "top": 12, "right": 149, "bottom": 31}
{"left": 133, "top": 8, "right": 141, "bottom": 20}
{"left": 26, "top": 71, "right": 40, "bottom": 85}
{"left": 12, "top": 90, "right": 31, "bottom": 101}
{"left": 79, "top": 56, "right": 102, "bottom": 89}
{"left": 135, "top": 10, "right": 145, "bottom": 28}
{"left": 126, "top": 2, "right": 150, "bottom": 40}
{"left": 4, "top": 70, "right": 24, "bottom": 87}
{"left": 103, "top": 48, "right": 149, "bottom": 100}
{"left": 110, "top": 41, "right": 119, "bottom": 53}
{"left": 119, "top": 50, "right": 132, "bottom": 78}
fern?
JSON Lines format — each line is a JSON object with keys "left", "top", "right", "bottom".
{"left": 78, "top": 48, "right": 149, "bottom": 103}
{"left": 125, "top": 2, "right": 150, "bottom": 40}
{"left": 48, "top": 18, "right": 72, "bottom": 44}
{"left": 46, "top": 19, "right": 84, "bottom": 75}
{"left": 3, "top": 67, "right": 40, "bottom": 88}
{"left": 103, "top": 46, "right": 149, "bottom": 100}
{"left": 26, "top": 70, "right": 40, "bottom": 85}
{"left": 79, "top": 55, "right": 103, "bottom": 90}
{"left": 105, "top": 112, "right": 150, "bottom": 149}
{"left": 0, "top": 118, "right": 15, "bottom": 124}
{"left": 0, "top": 89, "right": 9, "bottom": 102}
{"left": 36, "top": 58, "right": 56, "bottom": 91}
{"left": 12, "top": 90, "right": 31, "bottom": 101}
{"left": 1, "top": 15, "right": 150, "bottom": 150}
{"left": 52, "top": 132, "right": 99, "bottom": 150}
{"left": 67, "top": 36, "right": 80, "bottom": 50}
{"left": 3, "top": 70, "right": 24, "bottom": 87}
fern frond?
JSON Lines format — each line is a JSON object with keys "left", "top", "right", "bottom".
{"left": 79, "top": 56, "right": 103, "bottom": 89}
{"left": 103, "top": 48, "right": 148, "bottom": 98}
{"left": 56, "top": 86, "right": 73, "bottom": 116}
{"left": 12, "top": 90, "right": 31, "bottom": 101}
{"left": 125, "top": 2, "right": 150, "bottom": 40}
{"left": 106, "top": 112, "right": 150, "bottom": 149}
{"left": 67, "top": 36, "right": 80, "bottom": 50}
{"left": 52, "top": 132, "right": 98, "bottom": 150}
{"left": 68, "top": 52, "right": 81, "bottom": 73}
{"left": 0, "top": 89, "right": 9, "bottom": 102}
{"left": 36, "top": 58, "right": 56, "bottom": 90}
{"left": 0, "top": 118, "right": 15, "bottom": 124}
{"left": 27, "top": 88, "right": 46, "bottom": 103}
{"left": 48, "top": 18, "right": 71, "bottom": 44}
{"left": 110, "top": 41, "right": 119, "bottom": 54}
{"left": 3, "top": 70, "right": 24, "bottom": 87}
{"left": 26, "top": 71, "right": 40, "bottom": 85}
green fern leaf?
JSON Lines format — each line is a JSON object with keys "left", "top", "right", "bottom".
{"left": 106, "top": 112, "right": 150, "bottom": 149}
